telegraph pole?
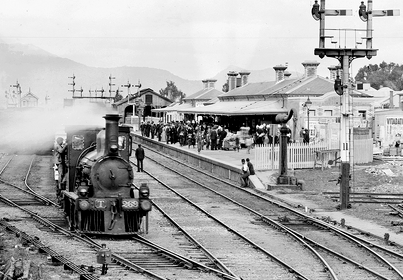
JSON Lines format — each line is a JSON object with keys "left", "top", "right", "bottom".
{"left": 311, "top": 0, "right": 399, "bottom": 210}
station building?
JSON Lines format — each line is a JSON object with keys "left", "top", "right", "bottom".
{"left": 157, "top": 61, "right": 376, "bottom": 144}
{"left": 113, "top": 88, "right": 172, "bottom": 130}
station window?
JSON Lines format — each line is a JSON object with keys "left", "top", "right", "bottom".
{"left": 118, "top": 136, "right": 126, "bottom": 150}
{"left": 145, "top": 95, "right": 153, "bottom": 104}
{"left": 71, "top": 135, "right": 85, "bottom": 150}
{"left": 358, "top": 110, "right": 366, "bottom": 119}
{"left": 324, "top": 110, "right": 333, "bottom": 116}
{"left": 308, "top": 110, "right": 316, "bottom": 116}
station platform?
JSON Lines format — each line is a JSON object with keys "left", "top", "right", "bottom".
{"left": 134, "top": 132, "right": 403, "bottom": 247}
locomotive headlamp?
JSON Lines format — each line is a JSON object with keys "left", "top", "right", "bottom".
{"left": 78, "top": 186, "right": 89, "bottom": 198}
{"left": 140, "top": 199, "right": 152, "bottom": 211}
{"left": 139, "top": 183, "right": 149, "bottom": 198}
{"left": 109, "top": 144, "right": 118, "bottom": 153}
{"left": 78, "top": 199, "right": 90, "bottom": 210}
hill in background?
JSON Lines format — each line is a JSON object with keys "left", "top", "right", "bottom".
{"left": 0, "top": 41, "right": 302, "bottom": 108}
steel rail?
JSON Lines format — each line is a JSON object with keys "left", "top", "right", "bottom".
{"left": 140, "top": 155, "right": 337, "bottom": 280}
{"left": 142, "top": 144, "right": 403, "bottom": 279}
{"left": 23, "top": 155, "right": 60, "bottom": 207}
{"left": 0, "top": 194, "right": 165, "bottom": 279}
{"left": 0, "top": 155, "right": 58, "bottom": 206}
{"left": 134, "top": 159, "right": 313, "bottom": 280}
{"left": 133, "top": 234, "right": 241, "bottom": 280}
{"left": 0, "top": 219, "right": 99, "bottom": 280}
{"left": 134, "top": 202, "right": 240, "bottom": 280}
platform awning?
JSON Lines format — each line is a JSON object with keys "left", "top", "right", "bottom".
{"left": 152, "top": 103, "right": 193, "bottom": 112}
{"left": 177, "top": 100, "right": 288, "bottom": 116}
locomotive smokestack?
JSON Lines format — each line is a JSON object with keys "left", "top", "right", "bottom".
{"left": 103, "top": 114, "right": 121, "bottom": 156}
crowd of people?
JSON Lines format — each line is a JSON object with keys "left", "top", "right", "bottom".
{"left": 140, "top": 119, "right": 259, "bottom": 187}
{"left": 139, "top": 120, "right": 296, "bottom": 153}
{"left": 140, "top": 120, "right": 241, "bottom": 153}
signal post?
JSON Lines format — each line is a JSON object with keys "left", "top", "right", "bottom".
{"left": 311, "top": 0, "right": 399, "bottom": 209}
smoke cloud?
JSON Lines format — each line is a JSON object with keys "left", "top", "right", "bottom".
{"left": 0, "top": 101, "right": 118, "bottom": 154}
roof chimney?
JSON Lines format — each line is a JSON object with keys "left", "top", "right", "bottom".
{"left": 239, "top": 71, "right": 250, "bottom": 86}
{"left": 302, "top": 60, "right": 320, "bottom": 78}
{"left": 206, "top": 79, "right": 217, "bottom": 89}
{"left": 227, "top": 71, "right": 238, "bottom": 91}
{"left": 284, "top": 71, "right": 291, "bottom": 80}
{"left": 273, "top": 65, "right": 287, "bottom": 82}
{"left": 202, "top": 79, "right": 208, "bottom": 89}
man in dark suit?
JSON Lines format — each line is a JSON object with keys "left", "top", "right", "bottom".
{"left": 135, "top": 144, "right": 145, "bottom": 172}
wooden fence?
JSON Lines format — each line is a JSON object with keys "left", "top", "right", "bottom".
{"left": 253, "top": 138, "right": 373, "bottom": 170}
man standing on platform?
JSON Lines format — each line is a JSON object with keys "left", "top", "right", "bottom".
{"left": 240, "top": 159, "right": 250, "bottom": 187}
{"left": 135, "top": 144, "right": 145, "bottom": 172}
{"left": 246, "top": 158, "right": 255, "bottom": 176}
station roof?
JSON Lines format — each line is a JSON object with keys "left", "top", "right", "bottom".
{"left": 152, "top": 102, "right": 193, "bottom": 112}
{"left": 176, "top": 100, "right": 287, "bottom": 116}
{"left": 184, "top": 87, "right": 222, "bottom": 101}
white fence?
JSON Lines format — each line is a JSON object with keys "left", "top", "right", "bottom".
{"left": 253, "top": 138, "right": 373, "bottom": 170}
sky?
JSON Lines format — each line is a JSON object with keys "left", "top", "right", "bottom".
{"left": 0, "top": 0, "right": 402, "bottom": 80}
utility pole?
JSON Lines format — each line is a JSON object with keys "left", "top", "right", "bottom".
{"left": 311, "top": 0, "right": 399, "bottom": 210}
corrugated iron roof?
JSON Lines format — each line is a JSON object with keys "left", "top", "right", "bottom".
{"left": 177, "top": 100, "right": 287, "bottom": 115}
{"left": 184, "top": 88, "right": 222, "bottom": 100}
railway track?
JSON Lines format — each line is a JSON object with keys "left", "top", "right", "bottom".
{"left": 131, "top": 152, "right": 333, "bottom": 279}
{"left": 141, "top": 143, "right": 403, "bottom": 280}
{"left": 0, "top": 155, "right": 58, "bottom": 207}
{"left": 0, "top": 153, "right": 237, "bottom": 279}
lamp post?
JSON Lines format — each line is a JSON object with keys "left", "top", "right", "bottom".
{"left": 304, "top": 97, "right": 312, "bottom": 143}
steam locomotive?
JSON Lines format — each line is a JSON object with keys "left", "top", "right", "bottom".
{"left": 56, "top": 114, "right": 151, "bottom": 235}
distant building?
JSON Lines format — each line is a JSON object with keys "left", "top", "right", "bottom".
{"left": 5, "top": 88, "right": 39, "bottom": 108}
{"left": 21, "top": 89, "right": 39, "bottom": 107}
{"left": 113, "top": 88, "right": 172, "bottom": 129}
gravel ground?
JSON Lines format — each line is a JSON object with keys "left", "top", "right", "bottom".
{"left": 268, "top": 158, "right": 403, "bottom": 231}
{"left": 2, "top": 152, "right": 403, "bottom": 279}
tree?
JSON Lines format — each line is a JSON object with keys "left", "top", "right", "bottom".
{"left": 222, "top": 81, "right": 229, "bottom": 93}
{"left": 114, "top": 89, "right": 123, "bottom": 103}
{"left": 355, "top": 61, "right": 403, "bottom": 90}
{"left": 159, "top": 81, "right": 186, "bottom": 103}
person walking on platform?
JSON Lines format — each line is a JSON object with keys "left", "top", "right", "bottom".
{"left": 246, "top": 158, "right": 255, "bottom": 175}
{"left": 196, "top": 129, "right": 203, "bottom": 154}
{"left": 240, "top": 159, "right": 250, "bottom": 187}
{"left": 205, "top": 126, "right": 211, "bottom": 150}
{"left": 135, "top": 144, "right": 145, "bottom": 172}
{"left": 235, "top": 135, "right": 240, "bottom": 152}
{"left": 245, "top": 137, "right": 253, "bottom": 154}
{"left": 210, "top": 127, "right": 218, "bottom": 150}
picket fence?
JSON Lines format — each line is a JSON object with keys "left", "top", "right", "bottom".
{"left": 253, "top": 138, "right": 373, "bottom": 170}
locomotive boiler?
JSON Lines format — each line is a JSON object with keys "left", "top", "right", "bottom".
{"left": 59, "top": 114, "right": 151, "bottom": 235}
